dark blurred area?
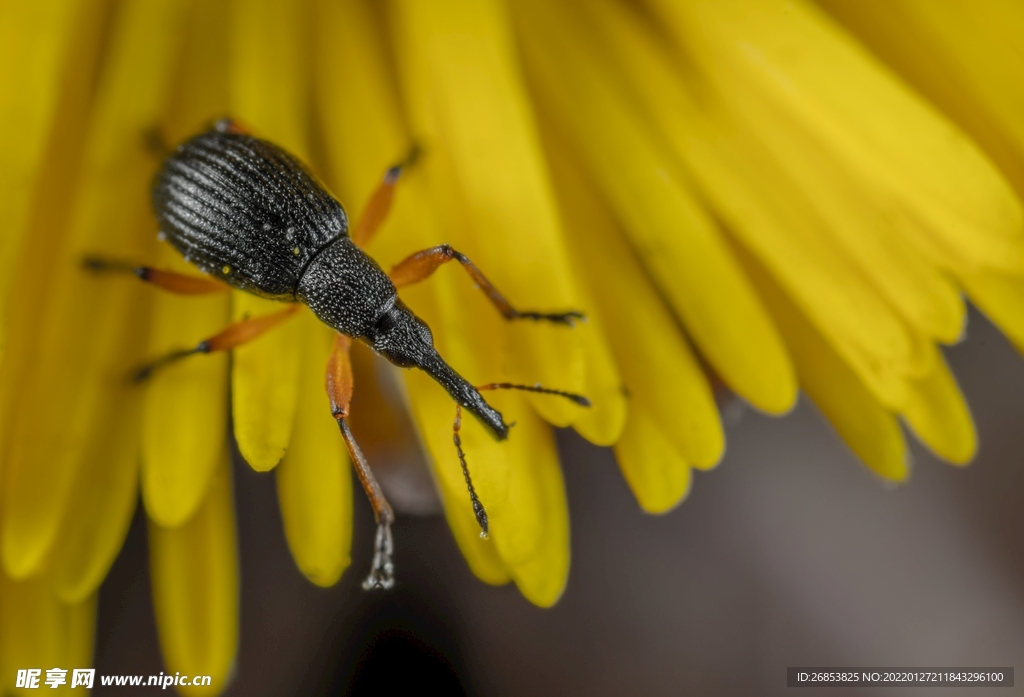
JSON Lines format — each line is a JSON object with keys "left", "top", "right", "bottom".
{"left": 94, "top": 307, "right": 1024, "bottom": 696}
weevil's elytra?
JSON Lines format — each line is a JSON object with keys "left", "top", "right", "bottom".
{"left": 128, "top": 119, "right": 590, "bottom": 589}
{"left": 152, "top": 128, "right": 347, "bottom": 300}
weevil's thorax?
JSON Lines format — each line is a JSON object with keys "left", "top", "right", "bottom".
{"left": 297, "top": 236, "right": 400, "bottom": 339}
{"left": 152, "top": 129, "right": 347, "bottom": 299}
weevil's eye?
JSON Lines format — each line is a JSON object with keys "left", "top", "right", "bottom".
{"left": 367, "top": 300, "right": 436, "bottom": 369}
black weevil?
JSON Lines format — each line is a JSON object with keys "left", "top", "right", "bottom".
{"left": 87, "top": 119, "right": 588, "bottom": 589}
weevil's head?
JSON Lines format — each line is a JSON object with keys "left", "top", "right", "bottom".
{"left": 368, "top": 298, "right": 510, "bottom": 440}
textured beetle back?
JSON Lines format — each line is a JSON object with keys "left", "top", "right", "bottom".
{"left": 152, "top": 129, "right": 348, "bottom": 299}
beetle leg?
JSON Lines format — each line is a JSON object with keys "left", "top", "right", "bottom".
{"left": 132, "top": 305, "right": 299, "bottom": 381}
{"left": 83, "top": 256, "right": 229, "bottom": 295}
{"left": 351, "top": 145, "right": 421, "bottom": 248}
{"left": 326, "top": 334, "right": 396, "bottom": 590}
{"left": 390, "top": 244, "right": 585, "bottom": 325}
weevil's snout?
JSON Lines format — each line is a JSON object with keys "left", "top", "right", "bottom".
{"left": 423, "top": 354, "right": 510, "bottom": 440}
{"left": 370, "top": 300, "right": 509, "bottom": 440}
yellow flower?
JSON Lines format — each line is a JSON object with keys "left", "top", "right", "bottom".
{"left": 1, "top": 0, "right": 1022, "bottom": 692}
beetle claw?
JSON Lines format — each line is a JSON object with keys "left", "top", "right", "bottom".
{"left": 362, "top": 523, "right": 395, "bottom": 591}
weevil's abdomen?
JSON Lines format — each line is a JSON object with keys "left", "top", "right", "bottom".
{"left": 152, "top": 128, "right": 347, "bottom": 299}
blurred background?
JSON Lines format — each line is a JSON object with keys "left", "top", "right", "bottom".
{"left": 94, "top": 305, "right": 1024, "bottom": 696}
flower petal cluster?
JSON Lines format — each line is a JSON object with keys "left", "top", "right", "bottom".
{"left": 0, "top": 0, "right": 1022, "bottom": 693}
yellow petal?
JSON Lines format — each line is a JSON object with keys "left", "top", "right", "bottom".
{"left": 614, "top": 406, "right": 693, "bottom": 514}
{"left": 0, "top": 1, "right": 82, "bottom": 358}
{"left": 0, "top": 572, "right": 95, "bottom": 694}
{"left": 512, "top": 0, "right": 796, "bottom": 415}
{"left": 228, "top": 0, "right": 312, "bottom": 156}
{"left": 1, "top": 0, "right": 188, "bottom": 579}
{"left": 142, "top": 0, "right": 232, "bottom": 529}
{"left": 226, "top": 0, "right": 313, "bottom": 471}
{"left": 142, "top": 246, "right": 230, "bottom": 525}
{"left": 313, "top": 0, "right": 407, "bottom": 208}
{"left": 648, "top": 0, "right": 1024, "bottom": 276}
{"left": 409, "top": 373, "right": 569, "bottom": 603}
{"left": 391, "top": 0, "right": 586, "bottom": 426}
{"left": 276, "top": 314, "right": 353, "bottom": 587}
{"left": 230, "top": 294, "right": 304, "bottom": 471}
{"left": 675, "top": 114, "right": 916, "bottom": 410}
{"left": 562, "top": 193, "right": 700, "bottom": 509}
{"left": 68, "top": 597, "right": 95, "bottom": 676}
{"left": 817, "top": 0, "right": 1024, "bottom": 200}
{"left": 962, "top": 269, "right": 1024, "bottom": 356}
{"left": 901, "top": 348, "right": 977, "bottom": 466}
{"left": 149, "top": 456, "right": 238, "bottom": 695}
{"left": 568, "top": 311, "right": 628, "bottom": 448}
{"left": 46, "top": 374, "right": 142, "bottom": 602}
{"left": 312, "top": 0, "right": 442, "bottom": 275}
{"left": 492, "top": 399, "right": 570, "bottom": 607}
{"left": 165, "top": 0, "right": 231, "bottom": 139}
{"left": 578, "top": 0, "right": 939, "bottom": 408}
{"left": 736, "top": 242, "right": 909, "bottom": 481}
{"left": 546, "top": 134, "right": 724, "bottom": 470}
{"left": 313, "top": 0, "right": 446, "bottom": 284}
{"left": 596, "top": 0, "right": 964, "bottom": 345}
{"left": 0, "top": 0, "right": 109, "bottom": 490}
{"left": 696, "top": 68, "right": 965, "bottom": 346}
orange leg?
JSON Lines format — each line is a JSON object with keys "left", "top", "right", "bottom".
{"left": 390, "top": 244, "right": 584, "bottom": 325}
{"left": 351, "top": 146, "right": 420, "bottom": 249}
{"left": 326, "top": 333, "right": 396, "bottom": 590}
{"left": 452, "top": 382, "right": 591, "bottom": 537}
{"left": 133, "top": 305, "right": 299, "bottom": 381}
{"left": 83, "top": 256, "right": 229, "bottom": 295}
